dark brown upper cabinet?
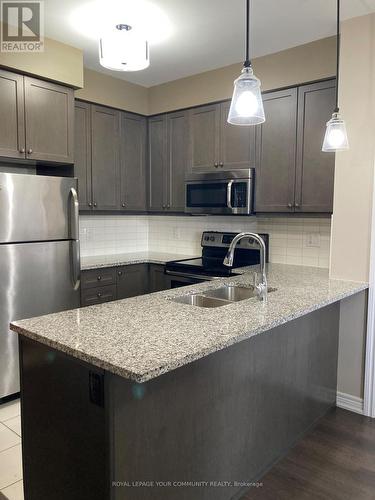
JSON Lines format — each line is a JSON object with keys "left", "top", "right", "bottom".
{"left": 0, "top": 69, "right": 25, "bottom": 159}
{"left": 0, "top": 69, "right": 74, "bottom": 164}
{"left": 24, "top": 77, "right": 74, "bottom": 163}
{"left": 148, "top": 110, "right": 188, "bottom": 212}
{"left": 255, "top": 88, "right": 298, "bottom": 213}
{"left": 295, "top": 80, "right": 336, "bottom": 213}
{"left": 188, "top": 101, "right": 255, "bottom": 172}
{"left": 255, "top": 79, "right": 336, "bottom": 214}
{"left": 91, "top": 105, "right": 120, "bottom": 211}
{"left": 74, "top": 101, "right": 92, "bottom": 210}
{"left": 119, "top": 113, "right": 147, "bottom": 211}
{"left": 220, "top": 100, "right": 256, "bottom": 170}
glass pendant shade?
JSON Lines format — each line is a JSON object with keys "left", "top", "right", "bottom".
{"left": 322, "top": 112, "right": 349, "bottom": 152}
{"left": 227, "top": 67, "right": 265, "bottom": 126}
{"left": 99, "top": 25, "right": 149, "bottom": 72}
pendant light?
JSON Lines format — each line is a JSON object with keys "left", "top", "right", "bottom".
{"left": 227, "top": 0, "right": 265, "bottom": 126}
{"left": 99, "top": 24, "right": 150, "bottom": 72}
{"left": 322, "top": 0, "right": 349, "bottom": 152}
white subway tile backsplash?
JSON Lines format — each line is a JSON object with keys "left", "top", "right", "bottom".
{"left": 79, "top": 215, "right": 332, "bottom": 269}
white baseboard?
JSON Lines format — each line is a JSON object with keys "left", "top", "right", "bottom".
{"left": 336, "top": 391, "right": 364, "bottom": 415}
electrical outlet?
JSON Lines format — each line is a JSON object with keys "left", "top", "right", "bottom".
{"left": 306, "top": 233, "right": 321, "bottom": 248}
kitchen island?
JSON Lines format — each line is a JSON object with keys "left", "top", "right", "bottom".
{"left": 11, "top": 264, "right": 367, "bottom": 500}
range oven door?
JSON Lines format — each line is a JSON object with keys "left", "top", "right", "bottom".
{"left": 185, "top": 169, "right": 254, "bottom": 215}
{"left": 165, "top": 272, "right": 207, "bottom": 289}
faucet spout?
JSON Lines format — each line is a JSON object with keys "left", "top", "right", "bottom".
{"left": 223, "top": 232, "right": 268, "bottom": 301}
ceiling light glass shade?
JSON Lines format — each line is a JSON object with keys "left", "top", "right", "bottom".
{"left": 99, "top": 27, "right": 149, "bottom": 72}
{"left": 322, "top": 112, "right": 349, "bottom": 152}
{"left": 227, "top": 67, "right": 265, "bottom": 126}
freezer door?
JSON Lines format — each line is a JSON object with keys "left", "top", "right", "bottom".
{"left": 0, "top": 241, "right": 81, "bottom": 398}
{"left": 0, "top": 173, "right": 78, "bottom": 243}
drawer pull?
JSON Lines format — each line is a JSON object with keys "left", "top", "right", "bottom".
{"left": 97, "top": 293, "right": 102, "bottom": 298}
{"left": 97, "top": 276, "right": 102, "bottom": 281}
{"left": 118, "top": 271, "right": 123, "bottom": 276}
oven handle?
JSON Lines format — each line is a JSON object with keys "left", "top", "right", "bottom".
{"left": 165, "top": 270, "right": 222, "bottom": 281}
{"left": 227, "top": 181, "right": 233, "bottom": 209}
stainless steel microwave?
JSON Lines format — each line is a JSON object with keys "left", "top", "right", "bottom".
{"left": 185, "top": 168, "right": 255, "bottom": 215}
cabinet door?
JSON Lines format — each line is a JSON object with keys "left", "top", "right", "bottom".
{"left": 220, "top": 101, "right": 256, "bottom": 170}
{"left": 149, "top": 265, "right": 168, "bottom": 293}
{"left": 24, "top": 77, "right": 74, "bottom": 163}
{"left": 166, "top": 110, "right": 188, "bottom": 212}
{"left": 91, "top": 105, "right": 120, "bottom": 210}
{"left": 120, "top": 113, "right": 147, "bottom": 211}
{"left": 116, "top": 264, "right": 149, "bottom": 299}
{"left": 255, "top": 88, "right": 298, "bottom": 213}
{"left": 74, "top": 101, "right": 92, "bottom": 210}
{"left": 148, "top": 115, "right": 167, "bottom": 211}
{"left": 295, "top": 80, "right": 336, "bottom": 213}
{"left": 188, "top": 104, "right": 220, "bottom": 171}
{"left": 0, "top": 69, "right": 25, "bottom": 159}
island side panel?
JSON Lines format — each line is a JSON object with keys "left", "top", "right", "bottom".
{"left": 19, "top": 337, "right": 109, "bottom": 500}
{"left": 109, "top": 303, "right": 340, "bottom": 500}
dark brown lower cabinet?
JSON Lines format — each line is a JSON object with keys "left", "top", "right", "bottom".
{"left": 19, "top": 302, "right": 340, "bottom": 500}
{"left": 116, "top": 264, "right": 149, "bottom": 299}
{"left": 149, "top": 264, "right": 169, "bottom": 292}
{"left": 80, "top": 263, "right": 161, "bottom": 306}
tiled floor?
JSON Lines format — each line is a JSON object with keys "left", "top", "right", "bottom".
{"left": 0, "top": 400, "right": 23, "bottom": 500}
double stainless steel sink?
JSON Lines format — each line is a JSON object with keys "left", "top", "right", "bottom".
{"left": 173, "top": 284, "right": 275, "bottom": 308}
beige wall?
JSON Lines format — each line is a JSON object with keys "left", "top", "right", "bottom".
{"left": 330, "top": 14, "right": 375, "bottom": 400}
{"left": 148, "top": 37, "right": 336, "bottom": 115}
{"left": 76, "top": 68, "right": 149, "bottom": 115}
{"left": 0, "top": 26, "right": 83, "bottom": 88}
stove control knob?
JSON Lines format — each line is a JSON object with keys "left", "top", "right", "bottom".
{"left": 204, "top": 236, "right": 209, "bottom": 241}
{"left": 210, "top": 236, "right": 215, "bottom": 242}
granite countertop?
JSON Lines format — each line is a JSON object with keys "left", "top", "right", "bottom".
{"left": 81, "top": 251, "right": 197, "bottom": 270}
{"left": 11, "top": 264, "right": 368, "bottom": 383}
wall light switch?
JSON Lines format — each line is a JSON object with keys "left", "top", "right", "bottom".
{"left": 306, "top": 233, "right": 321, "bottom": 248}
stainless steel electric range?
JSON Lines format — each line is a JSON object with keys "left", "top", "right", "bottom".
{"left": 165, "top": 231, "right": 269, "bottom": 288}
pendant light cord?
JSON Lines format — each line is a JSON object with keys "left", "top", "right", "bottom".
{"left": 335, "top": 0, "right": 340, "bottom": 113}
{"left": 244, "top": 0, "right": 251, "bottom": 67}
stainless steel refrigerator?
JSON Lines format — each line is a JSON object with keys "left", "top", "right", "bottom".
{"left": 0, "top": 173, "right": 81, "bottom": 399}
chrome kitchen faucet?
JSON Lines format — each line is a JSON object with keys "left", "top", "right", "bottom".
{"left": 223, "top": 232, "right": 268, "bottom": 302}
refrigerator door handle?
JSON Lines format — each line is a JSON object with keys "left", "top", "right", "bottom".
{"left": 71, "top": 240, "right": 81, "bottom": 291}
{"left": 69, "top": 187, "right": 80, "bottom": 240}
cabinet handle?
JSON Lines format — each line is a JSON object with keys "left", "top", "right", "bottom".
{"left": 19, "top": 148, "right": 25, "bottom": 154}
{"left": 88, "top": 202, "right": 93, "bottom": 208}
{"left": 121, "top": 203, "right": 126, "bottom": 208}
{"left": 287, "top": 203, "right": 293, "bottom": 209}
{"left": 97, "top": 276, "right": 102, "bottom": 281}
{"left": 118, "top": 271, "right": 123, "bottom": 276}
{"left": 167, "top": 204, "right": 170, "bottom": 209}
{"left": 93, "top": 202, "right": 97, "bottom": 207}
{"left": 97, "top": 293, "right": 102, "bottom": 298}
{"left": 214, "top": 163, "right": 219, "bottom": 168}
{"left": 295, "top": 203, "right": 300, "bottom": 208}
{"left": 27, "top": 148, "right": 33, "bottom": 154}
{"left": 219, "top": 162, "right": 224, "bottom": 168}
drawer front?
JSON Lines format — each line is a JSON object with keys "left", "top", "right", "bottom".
{"left": 81, "top": 285, "right": 117, "bottom": 307}
{"left": 81, "top": 268, "right": 116, "bottom": 289}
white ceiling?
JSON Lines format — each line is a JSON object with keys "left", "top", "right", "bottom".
{"left": 44, "top": 0, "right": 375, "bottom": 87}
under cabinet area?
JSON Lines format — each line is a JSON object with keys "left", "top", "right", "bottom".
{"left": 0, "top": 68, "right": 74, "bottom": 164}
{"left": 80, "top": 264, "right": 168, "bottom": 306}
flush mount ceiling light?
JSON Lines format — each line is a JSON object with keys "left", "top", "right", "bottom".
{"left": 99, "top": 24, "right": 150, "bottom": 71}
{"left": 228, "top": 0, "right": 265, "bottom": 126}
{"left": 322, "top": 0, "right": 349, "bottom": 152}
